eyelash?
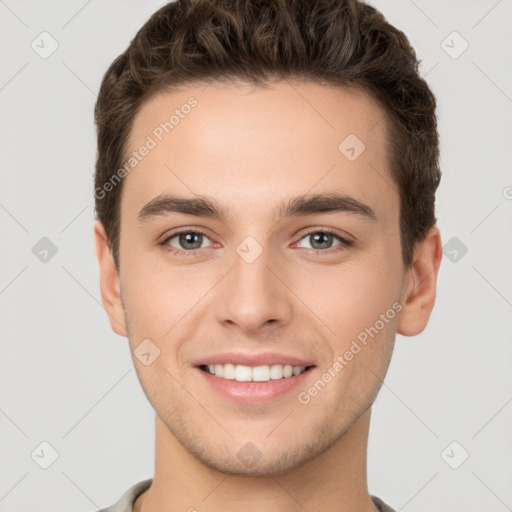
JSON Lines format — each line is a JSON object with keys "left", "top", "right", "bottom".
{"left": 159, "top": 228, "right": 352, "bottom": 257}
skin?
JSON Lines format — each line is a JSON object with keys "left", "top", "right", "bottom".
{"left": 94, "top": 80, "right": 442, "bottom": 512}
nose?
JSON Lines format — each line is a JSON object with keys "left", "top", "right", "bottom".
{"left": 215, "top": 241, "right": 293, "bottom": 335}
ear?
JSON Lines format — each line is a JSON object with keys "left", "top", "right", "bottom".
{"left": 397, "top": 225, "right": 443, "bottom": 337}
{"left": 93, "top": 220, "right": 127, "bottom": 337}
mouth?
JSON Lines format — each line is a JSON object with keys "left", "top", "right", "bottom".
{"left": 198, "top": 363, "right": 315, "bottom": 382}
{"left": 195, "top": 361, "right": 316, "bottom": 404}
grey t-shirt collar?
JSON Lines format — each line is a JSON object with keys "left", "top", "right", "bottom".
{"left": 98, "top": 478, "right": 396, "bottom": 512}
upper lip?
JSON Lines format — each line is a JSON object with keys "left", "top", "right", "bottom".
{"left": 193, "top": 352, "right": 315, "bottom": 368}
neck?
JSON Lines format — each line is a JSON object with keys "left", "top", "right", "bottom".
{"left": 135, "top": 408, "right": 378, "bottom": 512}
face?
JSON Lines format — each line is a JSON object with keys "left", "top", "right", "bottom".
{"left": 104, "top": 80, "right": 411, "bottom": 476}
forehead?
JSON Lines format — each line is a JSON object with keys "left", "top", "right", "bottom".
{"left": 122, "top": 80, "right": 397, "bottom": 227}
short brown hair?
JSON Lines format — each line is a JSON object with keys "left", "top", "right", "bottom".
{"left": 94, "top": 0, "right": 440, "bottom": 270}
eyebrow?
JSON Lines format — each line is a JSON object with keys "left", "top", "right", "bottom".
{"left": 137, "top": 192, "right": 378, "bottom": 223}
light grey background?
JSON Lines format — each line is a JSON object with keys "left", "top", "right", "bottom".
{"left": 1, "top": 1, "right": 511, "bottom": 511}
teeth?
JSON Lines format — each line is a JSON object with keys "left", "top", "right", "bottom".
{"left": 252, "top": 365, "right": 270, "bottom": 381}
{"left": 223, "top": 363, "right": 235, "bottom": 379}
{"left": 292, "top": 365, "right": 303, "bottom": 376}
{"left": 205, "top": 364, "right": 307, "bottom": 381}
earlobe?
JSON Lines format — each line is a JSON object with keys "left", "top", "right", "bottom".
{"left": 93, "top": 220, "right": 127, "bottom": 337}
{"left": 397, "top": 225, "right": 443, "bottom": 337}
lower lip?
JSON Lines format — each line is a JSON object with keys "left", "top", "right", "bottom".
{"left": 196, "top": 367, "right": 315, "bottom": 404}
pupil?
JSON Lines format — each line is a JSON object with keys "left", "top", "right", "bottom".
{"left": 312, "top": 232, "right": 331, "bottom": 249}
{"left": 180, "top": 232, "right": 202, "bottom": 249}
{"left": 177, "top": 232, "right": 333, "bottom": 251}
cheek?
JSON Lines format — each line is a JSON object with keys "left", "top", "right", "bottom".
{"left": 120, "top": 260, "right": 172, "bottom": 344}
{"left": 301, "top": 245, "right": 402, "bottom": 357}
{"left": 318, "top": 264, "right": 398, "bottom": 325}
{"left": 120, "top": 256, "right": 217, "bottom": 351}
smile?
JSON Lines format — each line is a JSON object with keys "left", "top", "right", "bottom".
{"left": 200, "top": 363, "right": 312, "bottom": 382}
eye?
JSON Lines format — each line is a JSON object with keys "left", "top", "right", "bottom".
{"left": 160, "top": 229, "right": 214, "bottom": 255}
{"left": 295, "top": 229, "right": 352, "bottom": 252}
{"left": 159, "top": 227, "right": 352, "bottom": 257}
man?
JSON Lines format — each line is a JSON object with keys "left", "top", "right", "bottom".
{"left": 93, "top": 0, "right": 442, "bottom": 510}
